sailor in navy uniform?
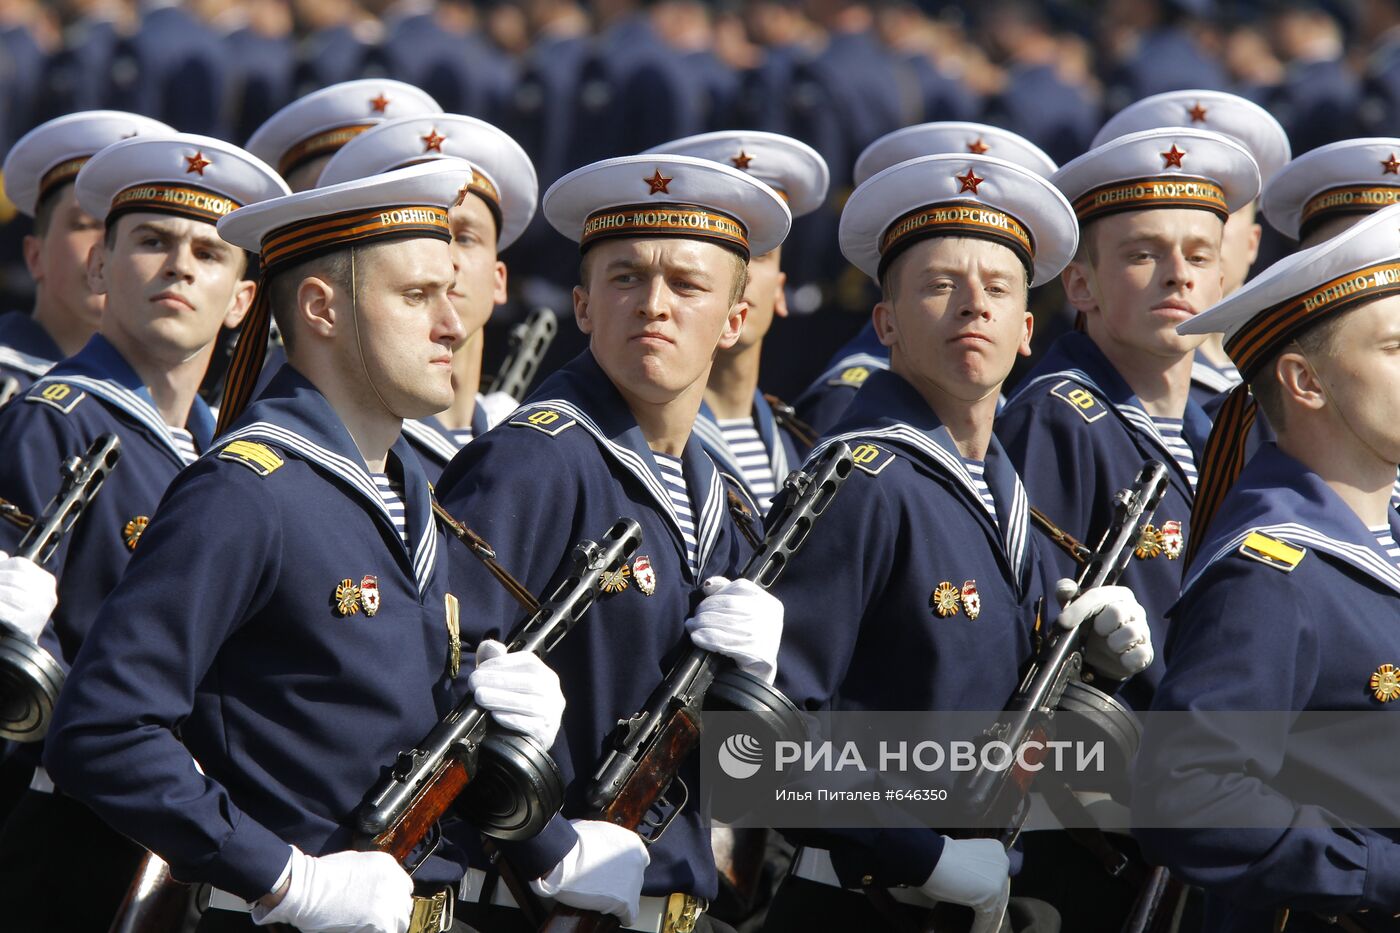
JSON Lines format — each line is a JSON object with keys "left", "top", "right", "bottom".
{"left": 1133, "top": 203, "right": 1400, "bottom": 933}
{"left": 643, "top": 131, "right": 830, "bottom": 511}
{"left": 1262, "top": 136, "right": 1400, "bottom": 251}
{"left": 320, "top": 112, "right": 540, "bottom": 477}
{"left": 761, "top": 153, "right": 1153, "bottom": 933}
{"left": 997, "top": 126, "right": 1261, "bottom": 712}
{"left": 0, "top": 132, "right": 286, "bottom": 931}
{"left": 44, "top": 161, "right": 566, "bottom": 933}
{"left": 1093, "top": 90, "right": 1292, "bottom": 412}
{"left": 245, "top": 79, "right": 443, "bottom": 193}
{"left": 0, "top": 110, "right": 171, "bottom": 392}
{"left": 792, "top": 123, "right": 1059, "bottom": 443}
{"left": 436, "top": 154, "right": 792, "bottom": 932}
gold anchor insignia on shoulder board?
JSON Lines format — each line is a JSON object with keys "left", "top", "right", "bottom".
{"left": 122, "top": 516, "right": 150, "bottom": 550}
{"left": 1372, "top": 664, "right": 1400, "bottom": 702}
{"left": 445, "top": 594, "right": 461, "bottom": 678}
{"left": 600, "top": 562, "right": 631, "bottom": 594}
{"left": 335, "top": 579, "right": 362, "bottom": 616}
{"left": 833, "top": 365, "right": 870, "bottom": 387}
{"left": 930, "top": 582, "right": 961, "bottom": 618}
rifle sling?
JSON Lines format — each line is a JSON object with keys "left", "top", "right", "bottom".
{"left": 431, "top": 499, "right": 540, "bottom": 615}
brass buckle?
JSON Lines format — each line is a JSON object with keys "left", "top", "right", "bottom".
{"left": 407, "top": 888, "right": 454, "bottom": 933}
{"left": 663, "top": 892, "right": 704, "bottom": 933}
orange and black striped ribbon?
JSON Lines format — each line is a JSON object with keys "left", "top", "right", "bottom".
{"left": 215, "top": 204, "right": 451, "bottom": 436}
{"left": 1183, "top": 383, "right": 1256, "bottom": 567}
{"left": 37, "top": 157, "right": 90, "bottom": 206}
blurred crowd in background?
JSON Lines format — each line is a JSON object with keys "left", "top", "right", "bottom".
{"left": 1, "top": 0, "right": 1397, "bottom": 395}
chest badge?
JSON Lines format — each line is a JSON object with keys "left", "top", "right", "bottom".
{"left": 633, "top": 555, "right": 657, "bottom": 596}
{"left": 600, "top": 563, "right": 631, "bottom": 594}
{"left": 334, "top": 579, "right": 363, "bottom": 616}
{"left": 1135, "top": 520, "right": 1184, "bottom": 560}
{"left": 360, "top": 576, "right": 380, "bottom": 617}
{"left": 122, "top": 515, "right": 150, "bottom": 551}
{"left": 931, "top": 581, "right": 961, "bottom": 618}
{"left": 1371, "top": 664, "right": 1400, "bottom": 703}
{"left": 960, "top": 581, "right": 981, "bottom": 620}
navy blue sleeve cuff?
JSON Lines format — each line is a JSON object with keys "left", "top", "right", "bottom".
{"left": 498, "top": 813, "right": 579, "bottom": 879}
{"left": 829, "top": 828, "right": 945, "bottom": 888}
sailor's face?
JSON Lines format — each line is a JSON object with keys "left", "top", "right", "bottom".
{"left": 447, "top": 192, "right": 506, "bottom": 341}
{"left": 574, "top": 237, "right": 746, "bottom": 406}
{"left": 26, "top": 185, "right": 106, "bottom": 331}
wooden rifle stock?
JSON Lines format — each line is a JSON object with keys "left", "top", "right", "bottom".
{"left": 541, "top": 711, "right": 702, "bottom": 933}
{"left": 368, "top": 756, "right": 473, "bottom": 863}
{"left": 106, "top": 852, "right": 189, "bottom": 933}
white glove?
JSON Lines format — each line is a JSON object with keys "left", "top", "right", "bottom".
{"left": 684, "top": 576, "right": 783, "bottom": 684}
{"left": 530, "top": 819, "right": 650, "bottom": 925}
{"left": 252, "top": 846, "right": 411, "bottom": 933}
{"left": 0, "top": 551, "right": 57, "bottom": 643}
{"left": 468, "top": 639, "right": 565, "bottom": 750}
{"left": 920, "top": 836, "right": 1011, "bottom": 932}
{"left": 1055, "top": 580, "right": 1154, "bottom": 679}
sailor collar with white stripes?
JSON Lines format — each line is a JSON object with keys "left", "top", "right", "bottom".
{"left": 401, "top": 395, "right": 496, "bottom": 464}
{"left": 1011, "top": 331, "right": 1211, "bottom": 495}
{"left": 694, "top": 393, "right": 790, "bottom": 507}
{"left": 0, "top": 312, "right": 62, "bottom": 378}
{"left": 1183, "top": 442, "right": 1400, "bottom": 597}
{"left": 817, "top": 368, "right": 1032, "bottom": 590}
{"left": 511, "top": 351, "right": 730, "bottom": 580}
{"left": 216, "top": 365, "right": 440, "bottom": 595}
{"left": 31, "top": 333, "right": 214, "bottom": 464}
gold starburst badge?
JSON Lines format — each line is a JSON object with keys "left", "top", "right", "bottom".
{"left": 123, "top": 516, "right": 150, "bottom": 551}
{"left": 1372, "top": 664, "right": 1400, "bottom": 702}
{"left": 930, "top": 582, "right": 961, "bottom": 617}
{"left": 335, "top": 579, "right": 362, "bottom": 616}
{"left": 600, "top": 564, "right": 631, "bottom": 594}
{"left": 1134, "top": 523, "right": 1164, "bottom": 560}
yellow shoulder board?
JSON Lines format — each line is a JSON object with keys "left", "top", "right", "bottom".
{"left": 848, "top": 441, "right": 896, "bottom": 476}
{"left": 219, "top": 440, "right": 284, "bottom": 476}
{"left": 1238, "top": 531, "right": 1306, "bottom": 572}
{"left": 509, "top": 408, "right": 577, "bottom": 437}
{"left": 1049, "top": 379, "right": 1106, "bottom": 424}
{"left": 827, "top": 365, "right": 871, "bottom": 388}
{"left": 26, "top": 382, "right": 86, "bottom": 415}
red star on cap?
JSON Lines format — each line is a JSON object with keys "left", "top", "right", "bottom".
{"left": 1186, "top": 101, "right": 1208, "bottom": 123}
{"left": 956, "top": 168, "right": 984, "bottom": 194}
{"left": 967, "top": 137, "right": 990, "bottom": 155}
{"left": 421, "top": 128, "right": 446, "bottom": 153}
{"left": 184, "top": 151, "right": 211, "bottom": 175}
{"left": 730, "top": 150, "right": 754, "bottom": 169}
{"left": 1383, "top": 153, "right": 1400, "bottom": 175}
{"left": 1161, "top": 144, "right": 1186, "bottom": 168}
{"left": 369, "top": 92, "right": 392, "bottom": 113}
{"left": 645, "top": 169, "right": 673, "bottom": 194}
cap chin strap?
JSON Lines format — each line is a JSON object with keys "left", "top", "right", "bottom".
{"left": 348, "top": 246, "right": 408, "bottom": 424}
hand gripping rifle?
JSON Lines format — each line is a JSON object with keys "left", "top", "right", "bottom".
{"left": 353, "top": 517, "right": 643, "bottom": 861}
{"left": 489, "top": 308, "right": 558, "bottom": 400}
{"left": 0, "top": 432, "right": 122, "bottom": 742}
{"left": 961, "top": 459, "right": 1169, "bottom": 847}
{"left": 540, "top": 442, "right": 856, "bottom": 933}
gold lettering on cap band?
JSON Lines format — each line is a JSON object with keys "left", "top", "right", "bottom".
{"left": 580, "top": 205, "right": 749, "bottom": 255}
{"left": 880, "top": 202, "right": 1034, "bottom": 263}
{"left": 260, "top": 204, "right": 451, "bottom": 269}
{"left": 109, "top": 184, "right": 242, "bottom": 223}
{"left": 1073, "top": 176, "right": 1228, "bottom": 223}
{"left": 1300, "top": 185, "right": 1400, "bottom": 228}
{"left": 279, "top": 124, "right": 375, "bottom": 176}
{"left": 1225, "top": 260, "right": 1400, "bottom": 378}
{"left": 37, "top": 157, "right": 90, "bottom": 205}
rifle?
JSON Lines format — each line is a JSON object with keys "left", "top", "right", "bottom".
{"left": 541, "top": 442, "right": 856, "bottom": 933}
{"left": 354, "top": 517, "right": 643, "bottom": 861}
{"left": 488, "top": 308, "right": 557, "bottom": 400}
{"left": 107, "top": 852, "right": 189, "bottom": 933}
{"left": 0, "top": 433, "right": 122, "bottom": 742}
{"left": 962, "top": 459, "right": 1170, "bottom": 845}
{"left": 0, "top": 377, "right": 19, "bottom": 408}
